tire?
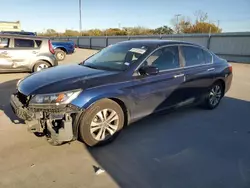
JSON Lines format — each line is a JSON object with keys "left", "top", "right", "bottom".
{"left": 79, "top": 99, "right": 124, "bottom": 147}
{"left": 202, "top": 81, "right": 224, "bottom": 110}
{"left": 33, "top": 61, "right": 51, "bottom": 72}
{"left": 55, "top": 49, "right": 66, "bottom": 61}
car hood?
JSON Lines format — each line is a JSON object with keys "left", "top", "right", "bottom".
{"left": 18, "top": 64, "right": 119, "bottom": 95}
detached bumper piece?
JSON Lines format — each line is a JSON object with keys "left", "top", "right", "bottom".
{"left": 10, "top": 93, "right": 82, "bottom": 146}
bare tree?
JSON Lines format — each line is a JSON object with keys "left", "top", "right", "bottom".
{"left": 194, "top": 10, "right": 208, "bottom": 22}
{"left": 171, "top": 16, "right": 191, "bottom": 33}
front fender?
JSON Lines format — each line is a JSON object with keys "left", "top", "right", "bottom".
{"left": 70, "top": 88, "right": 131, "bottom": 140}
{"left": 71, "top": 88, "right": 126, "bottom": 109}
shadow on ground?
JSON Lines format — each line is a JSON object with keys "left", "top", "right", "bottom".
{"left": 0, "top": 78, "right": 24, "bottom": 124}
{"left": 87, "top": 97, "right": 250, "bottom": 188}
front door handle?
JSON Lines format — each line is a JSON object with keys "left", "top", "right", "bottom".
{"left": 207, "top": 68, "right": 215, "bottom": 72}
{"left": 174, "top": 73, "right": 184, "bottom": 78}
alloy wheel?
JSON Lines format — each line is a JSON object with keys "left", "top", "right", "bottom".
{"left": 90, "top": 109, "right": 119, "bottom": 141}
{"left": 36, "top": 64, "right": 49, "bottom": 71}
{"left": 209, "top": 85, "right": 222, "bottom": 106}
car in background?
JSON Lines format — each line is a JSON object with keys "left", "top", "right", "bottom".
{"left": 0, "top": 31, "right": 37, "bottom": 36}
{"left": 0, "top": 34, "right": 58, "bottom": 72}
{"left": 10, "top": 40, "right": 232, "bottom": 146}
{"left": 52, "top": 40, "right": 76, "bottom": 61}
{"left": 1, "top": 31, "right": 76, "bottom": 61}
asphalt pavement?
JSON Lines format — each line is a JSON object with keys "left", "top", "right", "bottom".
{"left": 0, "top": 49, "right": 249, "bottom": 188}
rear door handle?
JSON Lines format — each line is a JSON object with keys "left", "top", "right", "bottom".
{"left": 32, "top": 51, "right": 38, "bottom": 54}
{"left": 207, "top": 68, "right": 215, "bottom": 72}
{"left": 174, "top": 73, "right": 184, "bottom": 78}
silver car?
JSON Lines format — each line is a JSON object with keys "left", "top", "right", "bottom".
{"left": 0, "top": 34, "right": 58, "bottom": 72}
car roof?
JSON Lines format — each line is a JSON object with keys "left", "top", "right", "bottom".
{"left": 0, "top": 34, "right": 49, "bottom": 40}
{"left": 118, "top": 39, "right": 203, "bottom": 48}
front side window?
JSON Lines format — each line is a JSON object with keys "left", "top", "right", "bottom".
{"left": 142, "top": 46, "right": 180, "bottom": 71}
{"left": 182, "top": 46, "right": 205, "bottom": 66}
{"left": 0, "top": 37, "right": 10, "bottom": 48}
{"left": 14, "top": 38, "right": 35, "bottom": 48}
{"left": 83, "top": 43, "right": 149, "bottom": 71}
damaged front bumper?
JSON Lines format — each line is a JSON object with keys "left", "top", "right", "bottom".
{"left": 10, "top": 93, "right": 83, "bottom": 145}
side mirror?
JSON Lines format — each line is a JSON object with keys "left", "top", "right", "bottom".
{"left": 139, "top": 65, "right": 159, "bottom": 76}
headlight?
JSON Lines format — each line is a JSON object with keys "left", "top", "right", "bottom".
{"left": 29, "top": 90, "right": 82, "bottom": 105}
{"left": 16, "top": 78, "right": 24, "bottom": 87}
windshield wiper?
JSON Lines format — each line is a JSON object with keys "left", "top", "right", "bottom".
{"left": 83, "top": 64, "right": 121, "bottom": 71}
{"left": 82, "top": 64, "right": 99, "bottom": 70}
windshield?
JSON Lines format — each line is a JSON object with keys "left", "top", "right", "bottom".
{"left": 82, "top": 43, "right": 148, "bottom": 71}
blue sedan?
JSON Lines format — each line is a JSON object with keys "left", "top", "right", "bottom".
{"left": 10, "top": 40, "right": 233, "bottom": 146}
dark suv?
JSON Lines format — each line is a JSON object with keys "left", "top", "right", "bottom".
{"left": 0, "top": 34, "right": 58, "bottom": 72}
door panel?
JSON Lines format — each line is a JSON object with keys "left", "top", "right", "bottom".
{"left": 130, "top": 70, "right": 185, "bottom": 120}
{"left": 0, "top": 37, "right": 13, "bottom": 70}
{"left": 7, "top": 38, "right": 38, "bottom": 69}
{"left": 128, "top": 45, "right": 185, "bottom": 120}
{"left": 0, "top": 50, "right": 13, "bottom": 69}
{"left": 180, "top": 45, "right": 215, "bottom": 101}
{"left": 7, "top": 49, "right": 37, "bottom": 69}
{"left": 182, "top": 65, "right": 214, "bottom": 100}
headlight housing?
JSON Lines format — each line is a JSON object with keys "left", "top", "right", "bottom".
{"left": 29, "top": 90, "right": 82, "bottom": 105}
{"left": 16, "top": 78, "right": 24, "bottom": 88}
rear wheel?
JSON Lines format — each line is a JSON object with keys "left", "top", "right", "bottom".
{"left": 55, "top": 49, "right": 66, "bottom": 61}
{"left": 202, "top": 82, "right": 224, "bottom": 109}
{"left": 33, "top": 61, "right": 51, "bottom": 72}
{"left": 79, "top": 99, "right": 124, "bottom": 147}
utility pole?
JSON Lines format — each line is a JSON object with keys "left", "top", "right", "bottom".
{"left": 175, "top": 14, "right": 181, "bottom": 34}
{"left": 79, "top": 0, "right": 82, "bottom": 33}
{"left": 217, "top": 20, "right": 220, "bottom": 28}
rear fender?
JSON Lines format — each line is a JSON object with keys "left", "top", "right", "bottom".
{"left": 29, "top": 55, "right": 56, "bottom": 69}
{"left": 55, "top": 47, "right": 68, "bottom": 54}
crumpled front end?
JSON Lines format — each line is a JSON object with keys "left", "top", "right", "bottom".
{"left": 10, "top": 91, "right": 83, "bottom": 145}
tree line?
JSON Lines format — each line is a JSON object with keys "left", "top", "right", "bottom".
{"left": 38, "top": 11, "right": 222, "bottom": 37}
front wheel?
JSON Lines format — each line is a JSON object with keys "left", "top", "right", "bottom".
{"left": 202, "top": 82, "right": 224, "bottom": 109}
{"left": 79, "top": 99, "right": 124, "bottom": 147}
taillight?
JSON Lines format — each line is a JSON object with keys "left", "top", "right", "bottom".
{"left": 228, "top": 64, "right": 233, "bottom": 73}
{"left": 48, "top": 40, "right": 55, "bottom": 54}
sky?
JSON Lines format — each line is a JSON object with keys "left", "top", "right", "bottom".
{"left": 1, "top": 0, "right": 250, "bottom": 32}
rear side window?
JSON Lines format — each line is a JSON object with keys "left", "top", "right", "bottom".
{"left": 0, "top": 37, "right": 10, "bottom": 48}
{"left": 182, "top": 46, "right": 205, "bottom": 66}
{"left": 203, "top": 50, "right": 213, "bottom": 64}
{"left": 14, "top": 38, "right": 35, "bottom": 48}
{"left": 35, "top": 40, "right": 42, "bottom": 47}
